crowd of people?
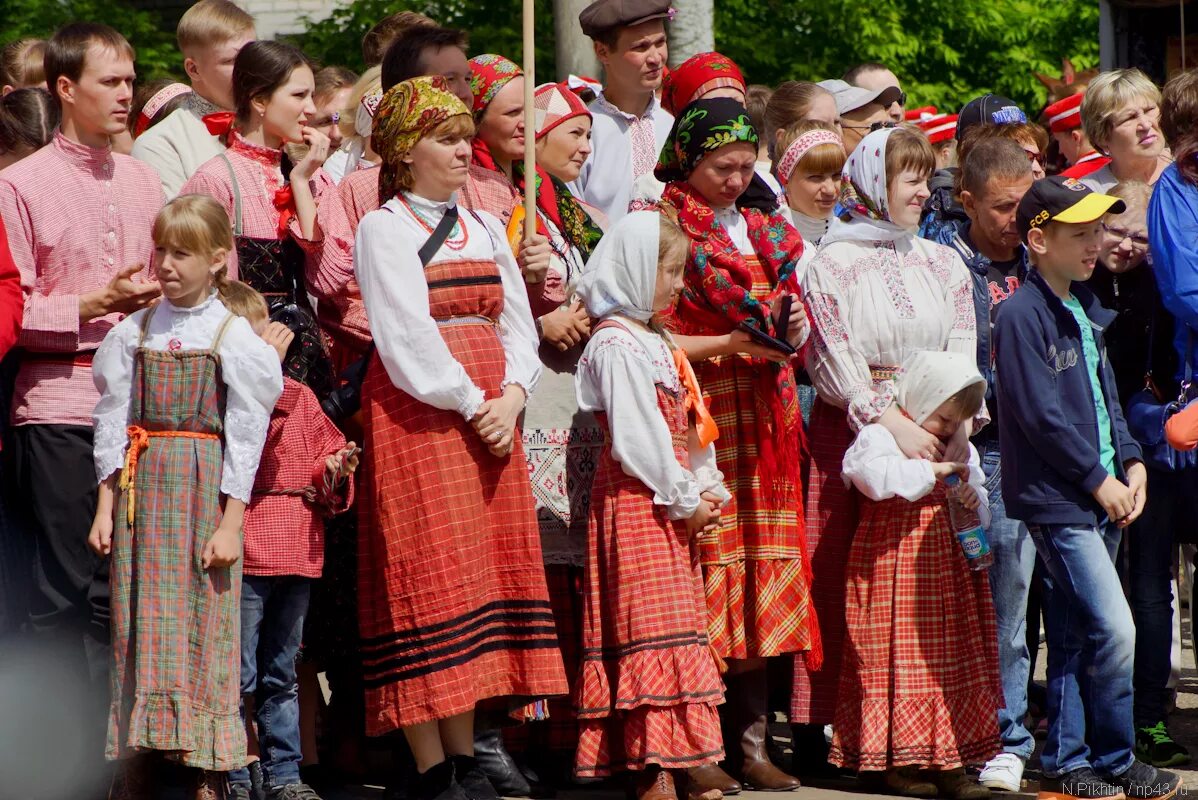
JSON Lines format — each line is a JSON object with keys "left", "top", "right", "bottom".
{"left": 1, "top": 3, "right": 1198, "bottom": 800}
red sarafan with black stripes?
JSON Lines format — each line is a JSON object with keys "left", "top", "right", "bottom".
{"left": 355, "top": 204, "right": 568, "bottom": 733}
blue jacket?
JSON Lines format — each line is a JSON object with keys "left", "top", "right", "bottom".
{"left": 945, "top": 222, "right": 1028, "bottom": 445}
{"left": 1147, "top": 161, "right": 1198, "bottom": 380}
{"left": 993, "top": 269, "right": 1142, "bottom": 526}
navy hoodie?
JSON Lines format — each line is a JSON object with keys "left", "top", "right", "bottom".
{"left": 993, "top": 268, "right": 1142, "bottom": 526}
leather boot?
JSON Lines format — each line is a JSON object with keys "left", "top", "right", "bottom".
{"left": 192, "top": 770, "right": 229, "bottom": 800}
{"left": 449, "top": 755, "right": 500, "bottom": 800}
{"left": 686, "top": 765, "right": 740, "bottom": 797}
{"left": 726, "top": 670, "right": 801, "bottom": 791}
{"left": 679, "top": 766, "right": 727, "bottom": 800}
{"left": 473, "top": 729, "right": 532, "bottom": 797}
{"left": 108, "top": 755, "right": 153, "bottom": 800}
{"left": 415, "top": 761, "right": 470, "bottom": 800}
{"left": 632, "top": 767, "right": 678, "bottom": 800}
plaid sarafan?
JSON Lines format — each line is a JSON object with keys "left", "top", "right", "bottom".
{"left": 690, "top": 256, "right": 817, "bottom": 661}
{"left": 829, "top": 487, "right": 1002, "bottom": 771}
{"left": 357, "top": 255, "right": 568, "bottom": 734}
{"left": 574, "top": 326, "right": 724, "bottom": 778}
{"left": 107, "top": 313, "right": 246, "bottom": 771}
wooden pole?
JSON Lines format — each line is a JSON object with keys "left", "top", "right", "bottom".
{"left": 522, "top": 0, "right": 537, "bottom": 264}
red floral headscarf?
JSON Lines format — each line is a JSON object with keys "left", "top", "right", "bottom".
{"left": 468, "top": 54, "right": 523, "bottom": 172}
{"left": 660, "top": 52, "right": 746, "bottom": 116}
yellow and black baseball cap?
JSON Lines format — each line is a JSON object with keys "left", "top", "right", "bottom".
{"left": 1016, "top": 175, "right": 1126, "bottom": 239}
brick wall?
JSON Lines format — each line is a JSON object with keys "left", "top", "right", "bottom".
{"left": 242, "top": 0, "right": 347, "bottom": 38}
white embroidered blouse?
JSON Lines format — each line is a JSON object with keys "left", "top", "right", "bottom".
{"left": 803, "top": 236, "right": 978, "bottom": 432}
{"left": 353, "top": 192, "right": 541, "bottom": 422}
{"left": 91, "top": 292, "right": 284, "bottom": 503}
{"left": 576, "top": 318, "right": 729, "bottom": 520}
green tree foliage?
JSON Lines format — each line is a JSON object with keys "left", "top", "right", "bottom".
{"left": 715, "top": 0, "right": 1099, "bottom": 115}
{"left": 293, "top": 0, "right": 557, "bottom": 79}
{"left": 0, "top": 0, "right": 177, "bottom": 79}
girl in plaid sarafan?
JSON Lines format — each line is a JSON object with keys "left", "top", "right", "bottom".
{"left": 571, "top": 210, "right": 730, "bottom": 800}
{"left": 88, "top": 195, "right": 284, "bottom": 799}
{"left": 830, "top": 351, "right": 1001, "bottom": 799}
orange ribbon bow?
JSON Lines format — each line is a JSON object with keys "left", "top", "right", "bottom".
{"left": 119, "top": 425, "right": 221, "bottom": 526}
{"left": 672, "top": 348, "right": 719, "bottom": 448}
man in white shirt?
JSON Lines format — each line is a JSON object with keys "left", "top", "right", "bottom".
{"left": 130, "top": 0, "right": 254, "bottom": 198}
{"left": 571, "top": 0, "right": 674, "bottom": 221}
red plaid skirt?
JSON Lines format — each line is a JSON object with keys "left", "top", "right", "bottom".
{"left": 574, "top": 387, "right": 723, "bottom": 777}
{"left": 829, "top": 489, "right": 1002, "bottom": 772}
{"left": 792, "top": 399, "right": 857, "bottom": 723}
{"left": 357, "top": 258, "right": 568, "bottom": 734}
{"left": 691, "top": 256, "right": 816, "bottom": 661}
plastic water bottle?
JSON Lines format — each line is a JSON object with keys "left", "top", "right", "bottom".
{"left": 943, "top": 474, "right": 993, "bottom": 570}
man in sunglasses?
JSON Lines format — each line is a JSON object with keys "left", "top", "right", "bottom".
{"left": 817, "top": 78, "right": 902, "bottom": 152}
{"left": 844, "top": 61, "right": 906, "bottom": 122}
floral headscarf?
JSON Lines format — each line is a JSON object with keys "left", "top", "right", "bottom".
{"left": 468, "top": 54, "right": 522, "bottom": 116}
{"left": 660, "top": 52, "right": 746, "bottom": 117}
{"left": 821, "top": 127, "right": 912, "bottom": 245}
{"left": 655, "top": 98, "right": 759, "bottom": 183}
{"left": 372, "top": 76, "right": 471, "bottom": 203}
{"left": 468, "top": 54, "right": 523, "bottom": 173}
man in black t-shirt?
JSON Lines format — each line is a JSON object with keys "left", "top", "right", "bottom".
{"left": 943, "top": 137, "right": 1036, "bottom": 793}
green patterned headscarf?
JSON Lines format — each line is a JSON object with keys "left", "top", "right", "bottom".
{"left": 654, "top": 97, "right": 760, "bottom": 183}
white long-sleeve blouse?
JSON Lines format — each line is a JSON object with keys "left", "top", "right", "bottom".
{"left": 354, "top": 192, "right": 541, "bottom": 422}
{"left": 803, "top": 236, "right": 978, "bottom": 432}
{"left": 841, "top": 424, "right": 991, "bottom": 528}
{"left": 91, "top": 292, "right": 284, "bottom": 503}
{"left": 576, "top": 319, "right": 729, "bottom": 520}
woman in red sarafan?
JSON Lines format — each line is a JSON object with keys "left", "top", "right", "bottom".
{"left": 655, "top": 95, "right": 818, "bottom": 794}
{"left": 353, "top": 76, "right": 567, "bottom": 800}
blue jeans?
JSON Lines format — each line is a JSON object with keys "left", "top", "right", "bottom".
{"left": 229, "top": 576, "right": 311, "bottom": 790}
{"left": 1029, "top": 521, "right": 1136, "bottom": 778}
{"left": 980, "top": 446, "right": 1037, "bottom": 760}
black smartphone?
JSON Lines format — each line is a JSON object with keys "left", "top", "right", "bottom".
{"left": 774, "top": 294, "right": 793, "bottom": 345}
{"left": 738, "top": 320, "right": 796, "bottom": 355}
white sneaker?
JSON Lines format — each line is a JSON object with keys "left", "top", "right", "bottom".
{"left": 979, "top": 753, "right": 1025, "bottom": 792}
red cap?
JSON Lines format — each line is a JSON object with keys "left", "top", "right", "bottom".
{"left": 916, "top": 113, "right": 959, "bottom": 144}
{"left": 904, "top": 105, "right": 937, "bottom": 122}
{"left": 1044, "top": 92, "right": 1084, "bottom": 133}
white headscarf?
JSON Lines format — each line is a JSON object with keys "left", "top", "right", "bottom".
{"left": 575, "top": 211, "right": 661, "bottom": 323}
{"left": 894, "top": 350, "right": 986, "bottom": 426}
{"left": 821, "top": 127, "right": 913, "bottom": 246}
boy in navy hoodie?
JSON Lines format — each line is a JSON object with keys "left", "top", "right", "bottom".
{"left": 994, "top": 176, "right": 1180, "bottom": 800}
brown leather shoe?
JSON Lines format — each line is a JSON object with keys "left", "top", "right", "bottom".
{"left": 687, "top": 764, "right": 741, "bottom": 796}
{"left": 108, "top": 755, "right": 153, "bottom": 800}
{"left": 192, "top": 770, "right": 228, "bottom": 800}
{"left": 634, "top": 768, "right": 678, "bottom": 800}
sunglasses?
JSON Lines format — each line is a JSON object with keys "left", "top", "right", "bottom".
{"left": 841, "top": 121, "right": 899, "bottom": 132}
{"left": 1102, "top": 223, "right": 1150, "bottom": 247}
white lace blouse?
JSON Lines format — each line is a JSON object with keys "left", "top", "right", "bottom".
{"left": 576, "top": 318, "right": 729, "bottom": 520}
{"left": 354, "top": 192, "right": 541, "bottom": 422}
{"left": 91, "top": 292, "right": 284, "bottom": 502}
